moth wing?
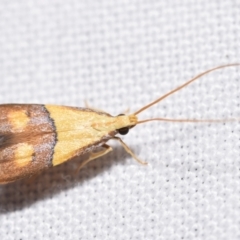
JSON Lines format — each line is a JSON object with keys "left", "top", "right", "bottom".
{"left": 0, "top": 104, "right": 56, "bottom": 183}
{"left": 0, "top": 104, "right": 115, "bottom": 183}
{"left": 45, "top": 105, "right": 115, "bottom": 166}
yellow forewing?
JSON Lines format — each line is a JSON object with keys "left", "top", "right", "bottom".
{"left": 45, "top": 105, "right": 121, "bottom": 166}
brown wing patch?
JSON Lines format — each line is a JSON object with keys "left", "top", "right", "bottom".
{"left": 0, "top": 104, "right": 56, "bottom": 183}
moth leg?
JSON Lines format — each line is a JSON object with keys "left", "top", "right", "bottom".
{"left": 84, "top": 100, "right": 107, "bottom": 113}
{"left": 75, "top": 144, "right": 112, "bottom": 174}
{"left": 113, "top": 137, "right": 148, "bottom": 165}
{"left": 122, "top": 107, "right": 130, "bottom": 114}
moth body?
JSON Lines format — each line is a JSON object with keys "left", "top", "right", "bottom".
{"left": 0, "top": 104, "right": 136, "bottom": 183}
{"left": 0, "top": 63, "right": 239, "bottom": 183}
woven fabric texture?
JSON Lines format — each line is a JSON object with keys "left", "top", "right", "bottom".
{"left": 0, "top": 1, "right": 239, "bottom": 240}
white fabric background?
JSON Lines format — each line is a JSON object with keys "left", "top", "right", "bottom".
{"left": 0, "top": 1, "right": 239, "bottom": 239}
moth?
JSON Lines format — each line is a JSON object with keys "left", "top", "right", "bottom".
{"left": 0, "top": 64, "right": 239, "bottom": 184}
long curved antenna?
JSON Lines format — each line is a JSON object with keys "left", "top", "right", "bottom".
{"left": 136, "top": 117, "right": 238, "bottom": 125}
{"left": 134, "top": 63, "right": 240, "bottom": 115}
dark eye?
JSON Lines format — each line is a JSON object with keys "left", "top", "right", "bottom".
{"left": 117, "top": 113, "right": 129, "bottom": 135}
{"left": 117, "top": 127, "right": 129, "bottom": 135}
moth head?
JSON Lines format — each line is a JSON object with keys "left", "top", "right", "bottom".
{"left": 114, "top": 64, "right": 240, "bottom": 136}
{"left": 116, "top": 114, "right": 137, "bottom": 135}
{"left": 118, "top": 64, "right": 240, "bottom": 131}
